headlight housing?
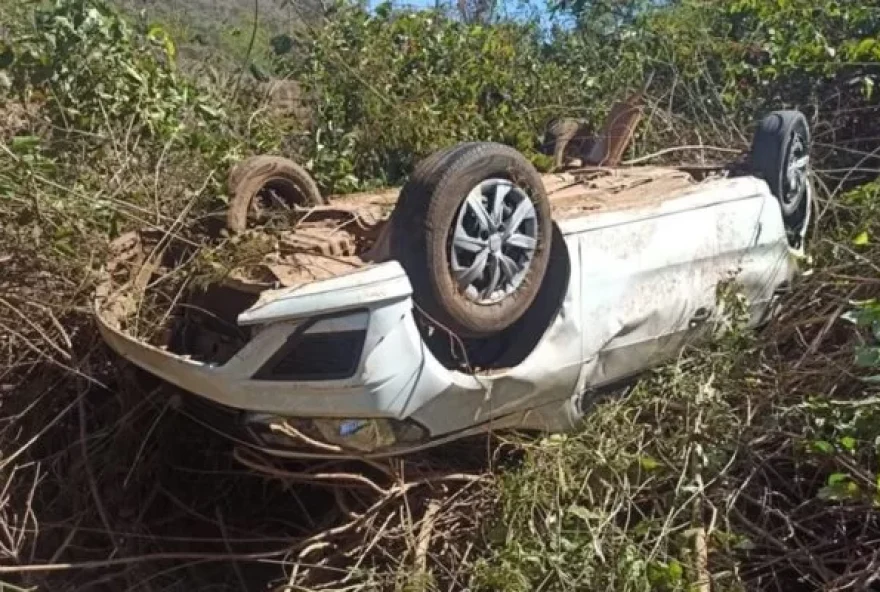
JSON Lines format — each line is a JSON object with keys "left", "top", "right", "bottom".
{"left": 244, "top": 414, "right": 428, "bottom": 453}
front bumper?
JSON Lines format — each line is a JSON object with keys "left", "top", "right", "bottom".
{"left": 97, "top": 263, "right": 458, "bottom": 452}
{"left": 98, "top": 263, "right": 450, "bottom": 417}
{"left": 96, "top": 261, "right": 584, "bottom": 458}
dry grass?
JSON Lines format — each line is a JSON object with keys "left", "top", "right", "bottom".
{"left": 2, "top": 1, "right": 880, "bottom": 589}
{"left": 3, "top": 137, "right": 880, "bottom": 592}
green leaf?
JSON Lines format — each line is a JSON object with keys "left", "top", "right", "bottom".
{"left": 853, "top": 38, "right": 878, "bottom": 58}
{"left": 10, "top": 135, "right": 41, "bottom": 154}
{"left": 843, "top": 300, "right": 880, "bottom": 327}
{"left": 855, "top": 346, "right": 880, "bottom": 368}
{"left": 647, "top": 559, "right": 684, "bottom": 587}
{"left": 828, "top": 472, "right": 849, "bottom": 485}
{"left": 810, "top": 440, "right": 834, "bottom": 454}
{"left": 819, "top": 474, "right": 864, "bottom": 501}
{"left": 853, "top": 230, "right": 870, "bottom": 246}
{"left": 667, "top": 559, "right": 683, "bottom": 582}
{"left": 839, "top": 436, "right": 857, "bottom": 452}
{"left": 639, "top": 456, "right": 661, "bottom": 471}
{"left": 818, "top": 480, "right": 861, "bottom": 502}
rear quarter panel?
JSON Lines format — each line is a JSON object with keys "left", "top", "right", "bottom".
{"left": 562, "top": 175, "right": 795, "bottom": 411}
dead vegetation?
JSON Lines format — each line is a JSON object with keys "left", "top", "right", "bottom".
{"left": 6, "top": 121, "right": 880, "bottom": 592}
{"left": 2, "top": 0, "right": 880, "bottom": 590}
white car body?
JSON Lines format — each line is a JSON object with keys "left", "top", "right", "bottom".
{"left": 96, "top": 172, "right": 807, "bottom": 459}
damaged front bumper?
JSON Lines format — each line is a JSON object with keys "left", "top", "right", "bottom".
{"left": 98, "top": 262, "right": 452, "bottom": 456}
{"left": 96, "top": 259, "right": 584, "bottom": 459}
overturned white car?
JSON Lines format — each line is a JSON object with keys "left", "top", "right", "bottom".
{"left": 96, "top": 110, "right": 812, "bottom": 459}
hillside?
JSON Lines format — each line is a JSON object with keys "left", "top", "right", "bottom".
{"left": 109, "top": 0, "right": 325, "bottom": 73}
{"left": 2, "top": 0, "right": 880, "bottom": 590}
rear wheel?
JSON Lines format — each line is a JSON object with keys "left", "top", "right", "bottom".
{"left": 226, "top": 155, "right": 324, "bottom": 232}
{"left": 390, "top": 142, "right": 552, "bottom": 338}
{"left": 748, "top": 110, "right": 812, "bottom": 246}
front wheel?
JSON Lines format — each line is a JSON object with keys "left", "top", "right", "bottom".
{"left": 390, "top": 142, "right": 553, "bottom": 338}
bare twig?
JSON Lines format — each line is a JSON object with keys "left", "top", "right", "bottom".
{"left": 622, "top": 144, "right": 742, "bottom": 165}
{"left": 0, "top": 549, "right": 293, "bottom": 574}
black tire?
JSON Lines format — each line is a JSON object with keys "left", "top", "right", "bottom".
{"left": 226, "top": 155, "right": 324, "bottom": 232}
{"left": 391, "top": 142, "right": 484, "bottom": 216}
{"left": 391, "top": 142, "right": 553, "bottom": 338}
{"left": 748, "top": 110, "right": 811, "bottom": 227}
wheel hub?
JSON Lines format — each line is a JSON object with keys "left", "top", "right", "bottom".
{"left": 488, "top": 233, "right": 502, "bottom": 253}
{"left": 784, "top": 133, "right": 809, "bottom": 206}
{"left": 449, "top": 179, "right": 539, "bottom": 305}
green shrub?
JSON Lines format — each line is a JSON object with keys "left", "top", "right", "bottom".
{"left": 287, "top": 1, "right": 626, "bottom": 191}
{"left": 1, "top": 0, "right": 226, "bottom": 138}
{"left": 0, "top": 0, "right": 295, "bottom": 260}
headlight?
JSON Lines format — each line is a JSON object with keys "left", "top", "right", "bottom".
{"left": 244, "top": 414, "right": 428, "bottom": 453}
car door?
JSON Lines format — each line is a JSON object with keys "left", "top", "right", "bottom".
{"left": 569, "top": 176, "right": 793, "bottom": 391}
